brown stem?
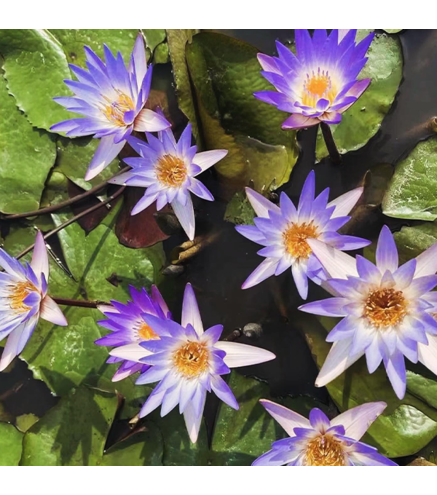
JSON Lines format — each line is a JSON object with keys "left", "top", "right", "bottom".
{"left": 16, "top": 186, "right": 125, "bottom": 260}
{"left": 223, "top": 329, "right": 242, "bottom": 341}
{"left": 52, "top": 297, "right": 102, "bottom": 308}
{"left": 320, "top": 122, "right": 342, "bottom": 165}
{"left": 3, "top": 166, "right": 130, "bottom": 221}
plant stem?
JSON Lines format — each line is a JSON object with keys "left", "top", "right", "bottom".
{"left": 16, "top": 186, "right": 125, "bottom": 260}
{"left": 320, "top": 122, "right": 342, "bottom": 164}
{"left": 3, "top": 167, "right": 130, "bottom": 221}
{"left": 52, "top": 297, "right": 101, "bottom": 308}
{"left": 224, "top": 329, "right": 242, "bottom": 341}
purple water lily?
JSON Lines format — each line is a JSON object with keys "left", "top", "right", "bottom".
{"left": 109, "top": 123, "right": 227, "bottom": 240}
{"left": 253, "top": 400, "right": 396, "bottom": 466}
{"left": 0, "top": 232, "right": 67, "bottom": 371}
{"left": 95, "top": 285, "right": 171, "bottom": 382}
{"left": 51, "top": 33, "right": 170, "bottom": 180}
{"left": 299, "top": 225, "right": 437, "bottom": 399}
{"left": 254, "top": 29, "right": 374, "bottom": 129}
{"left": 109, "top": 283, "right": 275, "bottom": 443}
{"left": 236, "top": 170, "right": 370, "bottom": 299}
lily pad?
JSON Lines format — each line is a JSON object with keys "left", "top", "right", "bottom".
{"left": 302, "top": 315, "right": 437, "bottom": 457}
{"left": 166, "top": 29, "right": 200, "bottom": 140}
{"left": 186, "top": 32, "right": 299, "bottom": 189}
{"left": 21, "top": 386, "right": 118, "bottom": 466}
{"left": 0, "top": 29, "right": 72, "bottom": 132}
{"left": 316, "top": 30, "right": 403, "bottom": 161}
{"left": 16, "top": 414, "right": 39, "bottom": 433}
{"left": 143, "top": 30, "right": 166, "bottom": 53}
{"left": 382, "top": 137, "right": 437, "bottom": 221}
{"left": 101, "top": 426, "right": 163, "bottom": 466}
{"left": 0, "top": 422, "right": 23, "bottom": 466}
{"left": 49, "top": 29, "right": 138, "bottom": 67}
{"left": 224, "top": 191, "right": 256, "bottom": 225}
{"left": 0, "top": 66, "right": 57, "bottom": 214}
{"left": 394, "top": 223, "right": 437, "bottom": 264}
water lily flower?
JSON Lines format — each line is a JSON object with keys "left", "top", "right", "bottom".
{"left": 254, "top": 29, "right": 374, "bottom": 129}
{"left": 109, "top": 283, "right": 275, "bottom": 443}
{"left": 253, "top": 400, "right": 397, "bottom": 466}
{"left": 235, "top": 170, "right": 370, "bottom": 299}
{"left": 299, "top": 225, "right": 437, "bottom": 399}
{"left": 0, "top": 232, "right": 67, "bottom": 371}
{"left": 95, "top": 285, "right": 172, "bottom": 382}
{"left": 109, "top": 123, "right": 227, "bottom": 240}
{"left": 51, "top": 33, "right": 170, "bottom": 180}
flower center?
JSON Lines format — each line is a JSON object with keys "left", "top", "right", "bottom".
{"left": 364, "top": 288, "right": 407, "bottom": 328}
{"left": 302, "top": 70, "right": 336, "bottom": 108}
{"left": 173, "top": 341, "right": 209, "bottom": 378}
{"left": 136, "top": 322, "right": 159, "bottom": 341}
{"left": 103, "top": 92, "right": 135, "bottom": 127}
{"left": 283, "top": 222, "right": 319, "bottom": 260}
{"left": 156, "top": 155, "right": 187, "bottom": 187}
{"left": 305, "top": 434, "right": 346, "bottom": 466}
{"left": 9, "top": 281, "right": 37, "bottom": 312}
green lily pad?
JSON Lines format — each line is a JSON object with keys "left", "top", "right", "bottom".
{"left": 166, "top": 29, "right": 200, "bottom": 141}
{"left": 394, "top": 223, "right": 437, "bottom": 264}
{"left": 101, "top": 426, "right": 163, "bottom": 466}
{"left": 383, "top": 29, "right": 403, "bottom": 34}
{"left": 0, "top": 422, "right": 23, "bottom": 466}
{"left": 302, "top": 316, "right": 437, "bottom": 457}
{"left": 186, "top": 32, "right": 298, "bottom": 189}
{"left": 56, "top": 136, "right": 121, "bottom": 190}
{"left": 224, "top": 191, "right": 256, "bottom": 225}
{"left": 143, "top": 30, "right": 166, "bottom": 53}
{"left": 16, "top": 414, "right": 39, "bottom": 433}
{"left": 316, "top": 30, "right": 403, "bottom": 161}
{"left": 382, "top": 137, "right": 437, "bottom": 221}
{"left": 0, "top": 29, "right": 72, "bottom": 132}
{"left": 21, "top": 386, "right": 118, "bottom": 466}
{"left": 0, "top": 65, "right": 57, "bottom": 214}
{"left": 49, "top": 29, "right": 139, "bottom": 67}
{"left": 211, "top": 372, "right": 326, "bottom": 465}
{"left": 153, "top": 42, "right": 169, "bottom": 64}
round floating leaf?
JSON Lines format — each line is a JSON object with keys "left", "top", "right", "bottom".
{"left": 21, "top": 386, "right": 118, "bottom": 466}
{"left": 0, "top": 422, "right": 23, "bottom": 466}
{"left": 0, "top": 66, "right": 56, "bottom": 214}
{"left": 224, "top": 191, "right": 256, "bottom": 225}
{"left": 143, "top": 30, "right": 166, "bottom": 53}
{"left": 394, "top": 223, "right": 437, "bottom": 264}
{"left": 316, "top": 30, "right": 403, "bottom": 161}
{"left": 382, "top": 137, "right": 437, "bottom": 221}
{"left": 49, "top": 29, "right": 138, "bottom": 67}
{"left": 303, "top": 316, "right": 437, "bottom": 458}
{"left": 101, "top": 426, "right": 163, "bottom": 466}
{"left": 16, "top": 414, "right": 39, "bottom": 433}
{"left": 186, "top": 32, "right": 298, "bottom": 189}
{"left": 0, "top": 29, "right": 72, "bottom": 131}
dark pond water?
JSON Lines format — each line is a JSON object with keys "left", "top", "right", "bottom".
{"left": 2, "top": 29, "right": 437, "bottom": 464}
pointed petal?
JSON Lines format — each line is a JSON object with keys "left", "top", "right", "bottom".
{"left": 245, "top": 187, "right": 280, "bottom": 218}
{"left": 331, "top": 402, "right": 386, "bottom": 441}
{"left": 31, "top": 231, "right": 49, "bottom": 280}
{"left": 215, "top": 341, "right": 275, "bottom": 368}
{"left": 282, "top": 114, "right": 320, "bottom": 129}
{"left": 418, "top": 335, "right": 437, "bottom": 375}
{"left": 109, "top": 343, "right": 151, "bottom": 363}
{"left": 181, "top": 283, "right": 203, "bottom": 335}
{"left": 328, "top": 187, "right": 363, "bottom": 218}
{"left": 316, "top": 338, "right": 364, "bottom": 387}
{"left": 307, "top": 239, "right": 358, "bottom": 279}
{"left": 260, "top": 399, "right": 310, "bottom": 436}
{"left": 84, "top": 136, "right": 125, "bottom": 181}
{"left": 40, "top": 296, "right": 68, "bottom": 326}
{"left": 376, "top": 225, "right": 398, "bottom": 273}
{"left": 183, "top": 391, "right": 206, "bottom": 443}
{"left": 192, "top": 150, "right": 228, "bottom": 174}
{"left": 241, "top": 258, "right": 279, "bottom": 289}
{"left": 415, "top": 242, "right": 437, "bottom": 278}
{"left": 134, "top": 109, "right": 170, "bottom": 132}
{"left": 171, "top": 195, "right": 195, "bottom": 240}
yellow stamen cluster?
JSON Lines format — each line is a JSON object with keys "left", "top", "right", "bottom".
{"left": 9, "top": 281, "right": 37, "bottom": 312}
{"left": 173, "top": 341, "right": 209, "bottom": 378}
{"left": 305, "top": 434, "right": 346, "bottom": 466}
{"left": 156, "top": 154, "right": 187, "bottom": 187}
{"left": 103, "top": 92, "right": 135, "bottom": 127}
{"left": 364, "top": 288, "right": 407, "bottom": 329}
{"left": 283, "top": 221, "right": 319, "bottom": 260}
{"left": 301, "top": 70, "right": 336, "bottom": 108}
{"left": 137, "top": 322, "right": 159, "bottom": 341}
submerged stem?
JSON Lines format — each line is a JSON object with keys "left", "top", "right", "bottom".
{"left": 16, "top": 186, "right": 125, "bottom": 260}
{"left": 320, "top": 123, "right": 342, "bottom": 165}
{"left": 52, "top": 297, "right": 101, "bottom": 308}
{"left": 3, "top": 166, "right": 130, "bottom": 221}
